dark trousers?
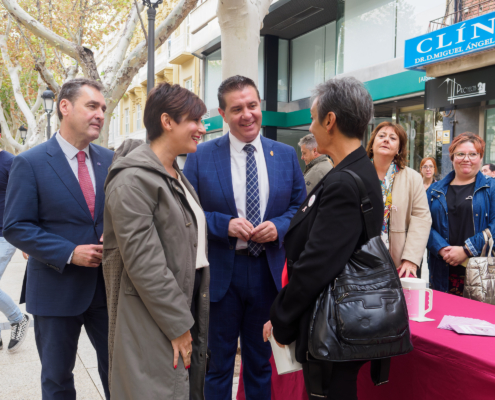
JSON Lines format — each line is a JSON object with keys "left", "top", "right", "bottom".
{"left": 205, "top": 252, "right": 278, "bottom": 400}
{"left": 33, "top": 271, "right": 110, "bottom": 400}
{"left": 302, "top": 360, "right": 366, "bottom": 400}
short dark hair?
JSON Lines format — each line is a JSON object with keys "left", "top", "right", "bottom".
{"left": 143, "top": 82, "right": 207, "bottom": 142}
{"left": 217, "top": 75, "right": 260, "bottom": 110}
{"left": 484, "top": 163, "right": 495, "bottom": 172}
{"left": 57, "top": 78, "right": 104, "bottom": 120}
{"left": 312, "top": 77, "right": 373, "bottom": 141}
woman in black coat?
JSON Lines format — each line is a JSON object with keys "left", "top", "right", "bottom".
{"left": 269, "top": 77, "right": 383, "bottom": 400}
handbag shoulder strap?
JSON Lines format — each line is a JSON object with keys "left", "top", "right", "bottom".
{"left": 342, "top": 169, "right": 377, "bottom": 240}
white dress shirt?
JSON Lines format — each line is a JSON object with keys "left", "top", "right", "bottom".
{"left": 55, "top": 132, "right": 97, "bottom": 264}
{"left": 229, "top": 132, "right": 269, "bottom": 250}
{"left": 177, "top": 174, "right": 209, "bottom": 269}
{"left": 55, "top": 132, "right": 96, "bottom": 193}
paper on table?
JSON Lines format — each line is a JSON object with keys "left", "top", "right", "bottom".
{"left": 437, "top": 315, "right": 494, "bottom": 331}
{"left": 450, "top": 324, "right": 495, "bottom": 336}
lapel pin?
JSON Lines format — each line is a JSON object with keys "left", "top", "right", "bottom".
{"left": 308, "top": 195, "right": 316, "bottom": 207}
{"left": 302, "top": 206, "right": 307, "bottom": 213}
{"left": 270, "top": 151, "right": 274, "bottom": 156}
{"left": 97, "top": 162, "right": 101, "bottom": 166}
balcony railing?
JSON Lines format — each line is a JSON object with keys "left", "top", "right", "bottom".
{"left": 168, "top": 33, "right": 192, "bottom": 64}
{"left": 428, "top": 0, "right": 495, "bottom": 32}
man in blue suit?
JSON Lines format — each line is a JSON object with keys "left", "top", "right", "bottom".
{"left": 184, "top": 75, "right": 306, "bottom": 400}
{"left": 4, "top": 78, "right": 113, "bottom": 400}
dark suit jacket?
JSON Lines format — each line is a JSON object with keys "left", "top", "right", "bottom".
{"left": 183, "top": 133, "right": 306, "bottom": 302}
{"left": 3, "top": 134, "right": 113, "bottom": 316}
{"left": 270, "top": 146, "right": 383, "bottom": 362}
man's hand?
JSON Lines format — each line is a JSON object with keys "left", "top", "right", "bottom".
{"left": 72, "top": 245, "right": 103, "bottom": 268}
{"left": 442, "top": 246, "right": 467, "bottom": 266}
{"left": 228, "top": 218, "right": 254, "bottom": 241}
{"left": 22, "top": 252, "right": 29, "bottom": 260}
{"left": 251, "top": 221, "right": 278, "bottom": 243}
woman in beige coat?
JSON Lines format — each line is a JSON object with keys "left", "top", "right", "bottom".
{"left": 366, "top": 121, "right": 432, "bottom": 278}
{"left": 102, "top": 83, "right": 209, "bottom": 400}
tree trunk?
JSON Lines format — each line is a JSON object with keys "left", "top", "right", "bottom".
{"left": 216, "top": 0, "right": 271, "bottom": 132}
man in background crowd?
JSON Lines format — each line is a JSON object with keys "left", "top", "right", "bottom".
{"left": 298, "top": 133, "right": 333, "bottom": 194}
{"left": 481, "top": 163, "right": 495, "bottom": 178}
{"left": 0, "top": 146, "right": 29, "bottom": 354}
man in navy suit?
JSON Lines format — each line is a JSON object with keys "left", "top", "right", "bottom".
{"left": 183, "top": 75, "right": 306, "bottom": 400}
{"left": 4, "top": 78, "right": 113, "bottom": 400}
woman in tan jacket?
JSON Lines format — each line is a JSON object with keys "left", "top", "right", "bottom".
{"left": 366, "top": 122, "right": 432, "bottom": 278}
{"left": 102, "top": 83, "right": 209, "bottom": 400}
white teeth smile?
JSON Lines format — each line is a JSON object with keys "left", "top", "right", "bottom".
{"left": 192, "top": 137, "right": 200, "bottom": 143}
{"left": 241, "top": 122, "right": 254, "bottom": 127}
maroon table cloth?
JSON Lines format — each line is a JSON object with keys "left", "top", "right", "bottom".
{"left": 358, "top": 290, "right": 495, "bottom": 400}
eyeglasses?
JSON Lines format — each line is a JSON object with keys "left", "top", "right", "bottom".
{"left": 454, "top": 152, "right": 480, "bottom": 161}
{"left": 421, "top": 165, "right": 434, "bottom": 170}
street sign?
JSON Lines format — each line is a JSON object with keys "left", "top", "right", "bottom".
{"left": 404, "top": 11, "right": 495, "bottom": 70}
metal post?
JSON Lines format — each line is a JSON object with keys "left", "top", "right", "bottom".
{"left": 146, "top": 7, "right": 156, "bottom": 143}
{"left": 47, "top": 112, "right": 52, "bottom": 140}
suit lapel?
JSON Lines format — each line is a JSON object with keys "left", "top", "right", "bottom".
{"left": 90, "top": 144, "right": 105, "bottom": 221}
{"left": 46, "top": 134, "right": 93, "bottom": 221}
{"left": 213, "top": 134, "right": 238, "bottom": 217}
{"left": 261, "top": 136, "right": 278, "bottom": 221}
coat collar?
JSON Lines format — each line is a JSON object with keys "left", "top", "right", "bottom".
{"left": 286, "top": 146, "right": 369, "bottom": 235}
{"left": 304, "top": 155, "right": 329, "bottom": 173}
{"left": 431, "top": 170, "right": 489, "bottom": 196}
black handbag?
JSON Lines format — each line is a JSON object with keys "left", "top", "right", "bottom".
{"left": 306, "top": 170, "right": 413, "bottom": 397}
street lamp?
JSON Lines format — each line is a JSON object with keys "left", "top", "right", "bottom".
{"left": 41, "top": 88, "right": 55, "bottom": 140}
{"left": 143, "top": 0, "right": 163, "bottom": 143}
{"left": 19, "top": 125, "right": 27, "bottom": 145}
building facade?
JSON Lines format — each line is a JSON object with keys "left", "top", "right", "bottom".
{"left": 191, "top": 0, "right": 454, "bottom": 174}
{"left": 109, "top": 3, "right": 201, "bottom": 152}
{"left": 405, "top": 0, "right": 495, "bottom": 177}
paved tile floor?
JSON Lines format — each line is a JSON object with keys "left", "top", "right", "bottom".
{"left": 0, "top": 250, "right": 241, "bottom": 400}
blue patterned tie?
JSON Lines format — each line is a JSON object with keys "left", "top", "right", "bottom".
{"left": 243, "top": 144, "right": 263, "bottom": 257}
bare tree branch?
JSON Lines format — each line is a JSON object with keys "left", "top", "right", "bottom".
{"left": 109, "top": 0, "right": 198, "bottom": 100}
{"left": 1, "top": 0, "right": 100, "bottom": 80}
{"left": 134, "top": 0, "right": 148, "bottom": 45}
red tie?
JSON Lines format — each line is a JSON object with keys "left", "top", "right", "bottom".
{"left": 77, "top": 151, "right": 95, "bottom": 219}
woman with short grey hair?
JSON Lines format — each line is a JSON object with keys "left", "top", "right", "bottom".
{"left": 268, "top": 77, "right": 384, "bottom": 399}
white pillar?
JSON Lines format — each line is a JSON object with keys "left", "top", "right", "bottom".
{"left": 216, "top": 0, "right": 272, "bottom": 132}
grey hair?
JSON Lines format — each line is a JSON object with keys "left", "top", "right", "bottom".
{"left": 298, "top": 133, "right": 317, "bottom": 150}
{"left": 57, "top": 78, "right": 104, "bottom": 120}
{"left": 312, "top": 77, "right": 373, "bottom": 140}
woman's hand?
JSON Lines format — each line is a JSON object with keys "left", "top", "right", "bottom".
{"left": 442, "top": 246, "right": 467, "bottom": 266}
{"left": 171, "top": 330, "right": 193, "bottom": 369}
{"left": 263, "top": 320, "right": 272, "bottom": 342}
{"left": 263, "top": 320, "right": 284, "bottom": 348}
{"left": 397, "top": 260, "right": 417, "bottom": 278}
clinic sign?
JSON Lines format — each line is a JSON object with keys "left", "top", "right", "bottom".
{"left": 404, "top": 11, "right": 495, "bottom": 69}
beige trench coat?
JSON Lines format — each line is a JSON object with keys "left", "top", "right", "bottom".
{"left": 389, "top": 166, "right": 432, "bottom": 269}
{"left": 102, "top": 142, "right": 209, "bottom": 400}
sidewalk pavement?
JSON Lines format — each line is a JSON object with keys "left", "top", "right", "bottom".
{"left": 0, "top": 250, "right": 240, "bottom": 400}
{"left": 0, "top": 251, "right": 105, "bottom": 400}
